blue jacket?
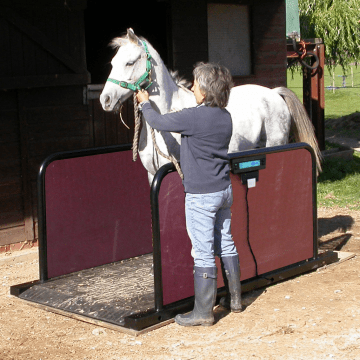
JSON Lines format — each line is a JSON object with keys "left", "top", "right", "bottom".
{"left": 141, "top": 102, "right": 232, "bottom": 194}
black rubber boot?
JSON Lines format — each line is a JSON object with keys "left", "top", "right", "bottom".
{"left": 175, "top": 266, "right": 217, "bottom": 326}
{"left": 220, "top": 255, "right": 243, "bottom": 312}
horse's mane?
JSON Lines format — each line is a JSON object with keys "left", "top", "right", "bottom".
{"left": 110, "top": 35, "right": 138, "bottom": 49}
{"left": 110, "top": 38, "right": 123, "bottom": 49}
{"left": 169, "top": 70, "right": 192, "bottom": 90}
{"left": 110, "top": 35, "right": 192, "bottom": 90}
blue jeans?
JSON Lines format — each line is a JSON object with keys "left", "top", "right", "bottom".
{"left": 185, "top": 184, "right": 238, "bottom": 268}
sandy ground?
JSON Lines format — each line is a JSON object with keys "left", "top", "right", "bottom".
{"left": 0, "top": 205, "right": 359, "bottom": 360}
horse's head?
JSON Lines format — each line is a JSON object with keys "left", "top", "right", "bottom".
{"left": 100, "top": 28, "right": 151, "bottom": 112}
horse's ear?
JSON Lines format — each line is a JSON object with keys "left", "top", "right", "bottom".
{"left": 127, "top": 28, "right": 142, "bottom": 46}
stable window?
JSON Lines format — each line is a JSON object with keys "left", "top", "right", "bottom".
{"left": 207, "top": 3, "right": 251, "bottom": 76}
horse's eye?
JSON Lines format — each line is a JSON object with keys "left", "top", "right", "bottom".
{"left": 126, "top": 61, "right": 135, "bottom": 67}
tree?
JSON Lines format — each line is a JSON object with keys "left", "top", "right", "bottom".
{"left": 299, "top": 0, "right": 360, "bottom": 71}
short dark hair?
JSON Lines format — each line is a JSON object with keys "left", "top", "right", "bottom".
{"left": 193, "top": 62, "right": 234, "bottom": 108}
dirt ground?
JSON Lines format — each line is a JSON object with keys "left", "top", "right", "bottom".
{"left": 0, "top": 205, "right": 359, "bottom": 360}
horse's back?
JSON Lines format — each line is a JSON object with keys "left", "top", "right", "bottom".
{"left": 228, "top": 84, "right": 286, "bottom": 108}
{"left": 227, "top": 85, "right": 291, "bottom": 153}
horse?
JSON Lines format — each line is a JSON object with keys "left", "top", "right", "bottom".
{"left": 100, "top": 28, "right": 322, "bottom": 184}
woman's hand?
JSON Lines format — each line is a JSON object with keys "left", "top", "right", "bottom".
{"left": 136, "top": 89, "right": 149, "bottom": 103}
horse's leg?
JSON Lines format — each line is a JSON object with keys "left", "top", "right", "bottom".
{"left": 148, "top": 172, "right": 154, "bottom": 186}
{"left": 138, "top": 122, "right": 158, "bottom": 186}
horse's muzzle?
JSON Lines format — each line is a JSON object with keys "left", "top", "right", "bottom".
{"left": 100, "top": 94, "right": 114, "bottom": 111}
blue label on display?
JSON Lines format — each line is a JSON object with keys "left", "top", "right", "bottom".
{"left": 239, "top": 160, "right": 261, "bottom": 170}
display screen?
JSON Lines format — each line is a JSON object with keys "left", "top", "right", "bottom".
{"left": 230, "top": 154, "right": 266, "bottom": 174}
{"left": 239, "top": 160, "right": 261, "bottom": 170}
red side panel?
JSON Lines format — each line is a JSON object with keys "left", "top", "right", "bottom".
{"left": 45, "top": 151, "right": 152, "bottom": 278}
{"left": 160, "top": 148, "right": 314, "bottom": 305}
{"left": 231, "top": 148, "right": 314, "bottom": 280}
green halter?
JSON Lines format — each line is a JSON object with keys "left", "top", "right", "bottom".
{"left": 107, "top": 41, "right": 153, "bottom": 92}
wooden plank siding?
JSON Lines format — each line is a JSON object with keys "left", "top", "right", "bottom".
{"left": 89, "top": 96, "right": 135, "bottom": 148}
{"left": 0, "top": 90, "right": 26, "bottom": 245}
{"left": 0, "top": 0, "right": 95, "bottom": 248}
{"left": 0, "top": 2, "right": 90, "bottom": 89}
{"left": 0, "top": 84, "right": 133, "bottom": 247}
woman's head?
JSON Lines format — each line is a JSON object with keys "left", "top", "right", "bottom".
{"left": 192, "top": 63, "right": 234, "bottom": 108}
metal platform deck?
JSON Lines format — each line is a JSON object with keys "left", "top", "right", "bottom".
{"left": 17, "top": 254, "right": 155, "bottom": 328}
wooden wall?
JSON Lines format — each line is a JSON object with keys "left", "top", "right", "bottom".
{"left": 0, "top": 88, "right": 133, "bottom": 249}
{"left": 0, "top": 1, "right": 82, "bottom": 248}
{"left": 0, "top": 0, "right": 132, "bottom": 249}
{"left": 0, "top": 0, "right": 89, "bottom": 89}
{"left": 0, "top": 90, "right": 23, "bottom": 246}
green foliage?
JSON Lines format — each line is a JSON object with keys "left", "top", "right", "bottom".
{"left": 299, "top": 0, "right": 360, "bottom": 72}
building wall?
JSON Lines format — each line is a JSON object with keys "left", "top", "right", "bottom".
{"left": 250, "top": 0, "right": 287, "bottom": 88}
{"left": 171, "top": 0, "right": 287, "bottom": 88}
{"left": 0, "top": 0, "right": 288, "bottom": 248}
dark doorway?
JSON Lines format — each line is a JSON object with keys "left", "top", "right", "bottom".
{"left": 84, "top": 0, "right": 171, "bottom": 84}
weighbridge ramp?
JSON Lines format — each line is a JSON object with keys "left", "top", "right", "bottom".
{"left": 11, "top": 143, "right": 338, "bottom": 335}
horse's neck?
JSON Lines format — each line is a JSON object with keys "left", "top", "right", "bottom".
{"left": 171, "top": 85, "right": 196, "bottom": 112}
{"left": 139, "top": 42, "right": 195, "bottom": 168}
{"left": 147, "top": 44, "right": 196, "bottom": 114}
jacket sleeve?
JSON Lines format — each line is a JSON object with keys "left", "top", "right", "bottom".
{"left": 141, "top": 102, "right": 195, "bottom": 135}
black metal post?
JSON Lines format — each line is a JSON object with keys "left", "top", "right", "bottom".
{"left": 150, "top": 162, "right": 176, "bottom": 312}
{"left": 37, "top": 163, "right": 48, "bottom": 282}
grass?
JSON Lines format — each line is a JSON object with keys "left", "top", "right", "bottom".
{"left": 317, "top": 148, "right": 360, "bottom": 210}
{"left": 287, "top": 66, "right": 360, "bottom": 210}
{"left": 287, "top": 65, "right": 360, "bottom": 119}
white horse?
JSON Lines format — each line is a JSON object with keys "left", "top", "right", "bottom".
{"left": 100, "top": 29, "right": 321, "bottom": 183}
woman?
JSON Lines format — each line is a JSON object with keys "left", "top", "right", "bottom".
{"left": 136, "top": 62, "right": 242, "bottom": 326}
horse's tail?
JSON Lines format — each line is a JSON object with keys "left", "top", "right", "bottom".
{"left": 273, "top": 86, "right": 323, "bottom": 174}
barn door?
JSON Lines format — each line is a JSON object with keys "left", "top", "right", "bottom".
{"left": 0, "top": 1, "right": 91, "bottom": 248}
{"left": 0, "top": 3, "right": 90, "bottom": 89}
{"left": 86, "top": 86, "right": 136, "bottom": 147}
{"left": 0, "top": 90, "right": 28, "bottom": 249}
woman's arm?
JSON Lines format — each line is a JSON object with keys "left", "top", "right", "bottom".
{"left": 136, "top": 90, "right": 194, "bottom": 134}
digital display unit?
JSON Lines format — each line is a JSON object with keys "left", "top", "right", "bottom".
{"left": 230, "top": 155, "right": 266, "bottom": 174}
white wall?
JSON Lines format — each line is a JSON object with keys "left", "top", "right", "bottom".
{"left": 208, "top": 4, "right": 251, "bottom": 76}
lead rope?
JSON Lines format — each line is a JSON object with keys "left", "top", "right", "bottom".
{"left": 149, "top": 127, "right": 184, "bottom": 180}
{"left": 131, "top": 94, "right": 184, "bottom": 180}
{"left": 132, "top": 93, "right": 141, "bottom": 161}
